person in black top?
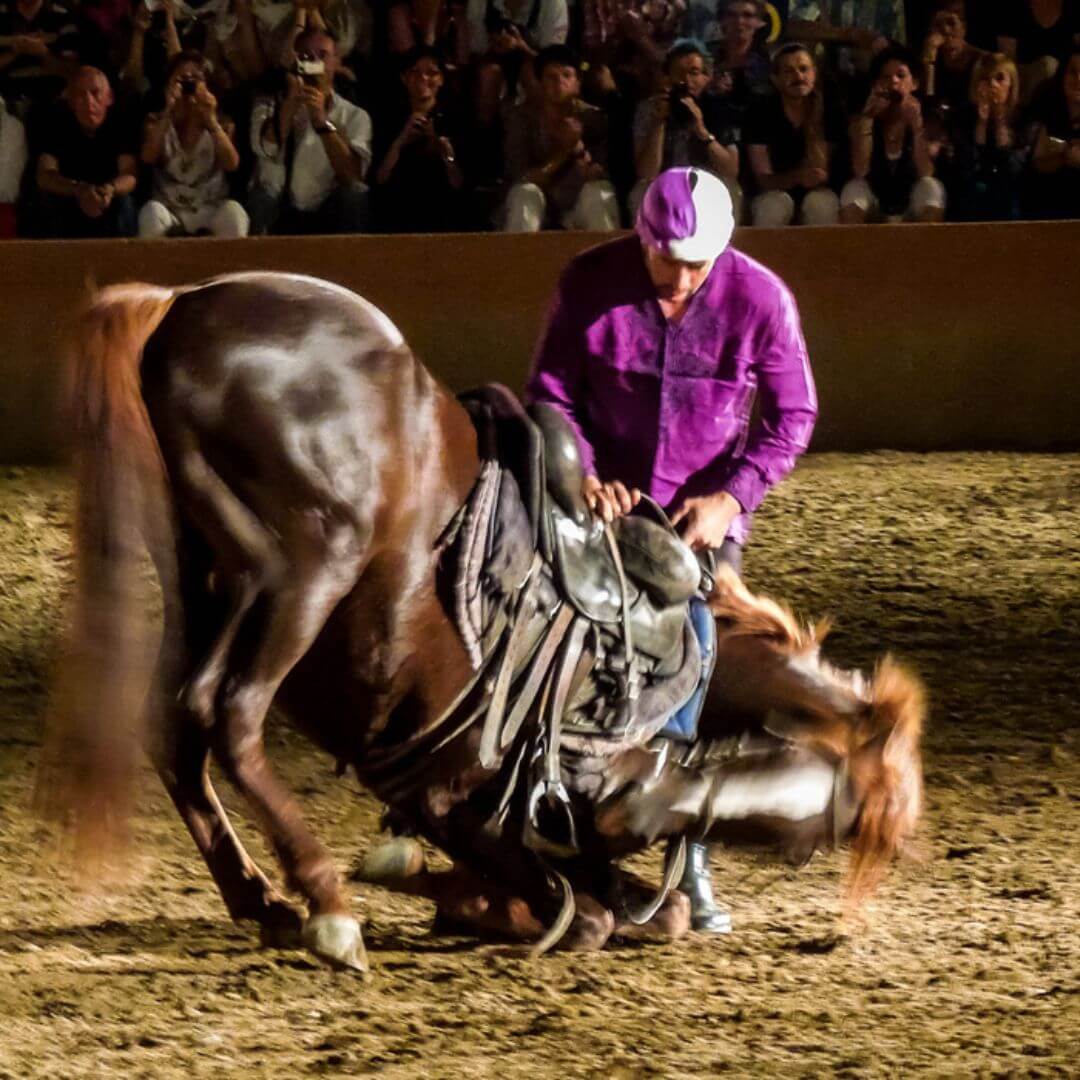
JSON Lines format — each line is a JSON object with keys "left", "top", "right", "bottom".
{"left": 371, "top": 45, "right": 467, "bottom": 232}
{"left": 0, "top": 0, "right": 78, "bottom": 116}
{"left": 997, "top": 0, "right": 1080, "bottom": 105}
{"left": 1027, "top": 47, "right": 1080, "bottom": 218}
{"left": 745, "top": 42, "right": 844, "bottom": 225}
{"left": 34, "top": 65, "right": 138, "bottom": 237}
{"left": 840, "top": 44, "right": 947, "bottom": 222}
{"left": 942, "top": 51, "right": 1027, "bottom": 221}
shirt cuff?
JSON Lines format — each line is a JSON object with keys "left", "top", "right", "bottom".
{"left": 721, "top": 465, "right": 766, "bottom": 516}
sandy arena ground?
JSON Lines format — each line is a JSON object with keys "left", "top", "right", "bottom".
{"left": 0, "top": 454, "right": 1077, "bottom": 1079}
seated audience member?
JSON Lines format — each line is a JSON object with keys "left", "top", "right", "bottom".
{"left": 35, "top": 65, "right": 138, "bottom": 237}
{"left": 921, "top": 1, "right": 984, "bottom": 114}
{"left": 943, "top": 52, "right": 1026, "bottom": 221}
{"left": 247, "top": 27, "right": 371, "bottom": 233}
{"left": 840, "top": 45, "right": 946, "bottom": 222}
{"left": 0, "top": 93, "right": 26, "bottom": 235}
{"left": 139, "top": 51, "right": 248, "bottom": 236}
{"left": 468, "top": 0, "right": 569, "bottom": 125}
{"left": 997, "top": 0, "right": 1080, "bottom": 106}
{"left": 745, "top": 42, "right": 843, "bottom": 226}
{"left": 709, "top": 0, "right": 771, "bottom": 122}
{"left": 386, "top": 0, "right": 469, "bottom": 66}
{"left": 372, "top": 44, "right": 466, "bottom": 231}
{"left": 0, "top": 0, "right": 78, "bottom": 115}
{"left": 631, "top": 38, "right": 739, "bottom": 217}
{"left": 1027, "top": 47, "right": 1080, "bottom": 219}
{"left": 500, "top": 43, "right": 619, "bottom": 230}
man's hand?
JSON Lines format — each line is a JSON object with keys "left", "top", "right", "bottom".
{"left": 670, "top": 492, "right": 742, "bottom": 551}
{"left": 582, "top": 475, "right": 640, "bottom": 523}
{"left": 76, "top": 183, "right": 106, "bottom": 218}
{"left": 301, "top": 84, "right": 329, "bottom": 127}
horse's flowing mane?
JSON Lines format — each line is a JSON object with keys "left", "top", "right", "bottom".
{"left": 706, "top": 565, "right": 925, "bottom": 904}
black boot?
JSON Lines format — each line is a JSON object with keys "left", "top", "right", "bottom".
{"left": 678, "top": 841, "right": 732, "bottom": 934}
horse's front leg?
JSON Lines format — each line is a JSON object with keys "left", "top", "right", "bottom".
{"left": 209, "top": 520, "right": 369, "bottom": 971}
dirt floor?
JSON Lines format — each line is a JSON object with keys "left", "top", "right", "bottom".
{"left": 0, "top": 454, "right": 1078, "bottom": 1079}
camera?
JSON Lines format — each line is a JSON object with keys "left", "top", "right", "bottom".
{"left": 294, "top": 57, "right": 326, "bottom": 86}
{"left": 180, "top": 78, "right": 197, "bottom": 96}
{"left": 668, "top": 81, "right": 692, "bottom": 123}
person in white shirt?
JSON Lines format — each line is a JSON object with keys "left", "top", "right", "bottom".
{"left": 0, "top": 94, "right": 27, "bottom": 237}
{"left": 247, "top": 27, "right": 371, "bottom": 234}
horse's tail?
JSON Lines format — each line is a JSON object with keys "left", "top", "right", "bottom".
{"left": 846, "top": 656, "right": 926, "bottom": 904}
{"left": 35, "top": 283, "right": 180, "bottom": 870}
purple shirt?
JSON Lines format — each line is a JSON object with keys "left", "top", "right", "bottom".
{"left": 525, "top": 235, "right": 817, "bottom": 545}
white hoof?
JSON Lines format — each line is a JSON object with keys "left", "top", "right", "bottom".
{"left": 353, "top": 837, "right": 426, "bottom": 885}
{"left": 302, "top": 914, "right": 368, "bottom": 972}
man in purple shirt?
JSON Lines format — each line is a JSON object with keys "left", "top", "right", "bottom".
{"left": 525, "top": 165, "right": 817, "bottom": 932}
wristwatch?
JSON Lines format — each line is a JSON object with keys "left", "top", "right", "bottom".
{"left": 314, "top": 121, "right": 337, "bottom": 136}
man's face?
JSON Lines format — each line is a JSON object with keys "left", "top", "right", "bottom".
{"left": 69, "top": 70, "right": 112, "bottom": 131}
{"left": 774, "top": 50, "right": 816, "bottom": 99}
{"left": 668, "top": 52, "right": 709, "bottom": 100}
{"left": 721, "top": 2, "right": 763, "bottom": 46}
{"left": 540, "top": 62, "right": 580, "bottom": 106}
{"left": 643, "top": 245, "right": 714, "bottom": 305}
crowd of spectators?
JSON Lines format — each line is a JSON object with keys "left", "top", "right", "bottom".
{"left": 0, "top": 0, "right": 1077, "bottom": 238}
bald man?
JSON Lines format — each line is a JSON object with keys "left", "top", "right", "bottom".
{"left": 35, "top": 66, "right": 137, "bottom": 238}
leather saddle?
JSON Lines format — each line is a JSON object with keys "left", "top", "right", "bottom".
{"left": 530, "top": 402, "right": 703, "bottom": 663}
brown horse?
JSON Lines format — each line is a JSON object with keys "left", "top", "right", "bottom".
{"left": 38, "top": 272, "right": 924, "bottom": 970}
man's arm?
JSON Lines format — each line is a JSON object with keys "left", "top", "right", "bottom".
{"left": 717, "top": 284, "right": 818, "bottom": 517}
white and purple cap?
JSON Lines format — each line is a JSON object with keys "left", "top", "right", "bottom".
{"left": 635, "top": 167, "right": 734, "bottom": 263}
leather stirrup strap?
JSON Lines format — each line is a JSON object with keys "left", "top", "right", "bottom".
{"left": 623, "top": 835, "right": 687, "bottom": 926}
{"left": 478, "top": 554, "right": 544, "bottom": 768}
{"left": 496, "top": 603, "right": 576, "bottom": 756}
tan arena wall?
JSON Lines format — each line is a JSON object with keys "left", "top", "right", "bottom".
{"left": 0, "top": 221, "right": 1077, "bottom": 462}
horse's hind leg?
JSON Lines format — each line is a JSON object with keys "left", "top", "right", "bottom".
{"left": 147, "top": 546, "right": 303, "bottom": 945}
{"left": 209, "top": 522, "right": 368, "bottom": 970}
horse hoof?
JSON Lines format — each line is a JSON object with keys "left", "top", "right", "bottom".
{"left": 352, "top": 837, "right": 426, "bottom": 885}
{"left": 302, "top": 914, "right": 368, "bottom": 972}
{"left": 258, "top": 904, "right": 305, "bottom": 950}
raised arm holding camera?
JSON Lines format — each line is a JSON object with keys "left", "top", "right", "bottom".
{"left": 630, "top": 39, "right": 739, "bottom": 219}
{"left": 138, "top": 50, "right": 248, "bottom": 237}
{"left": 247, "top": 26, "right": 372, "bottom": 234}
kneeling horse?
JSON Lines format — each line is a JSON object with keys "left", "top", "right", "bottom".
{"left": 39, "top": 272, "right": 924, "bottom": 970}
